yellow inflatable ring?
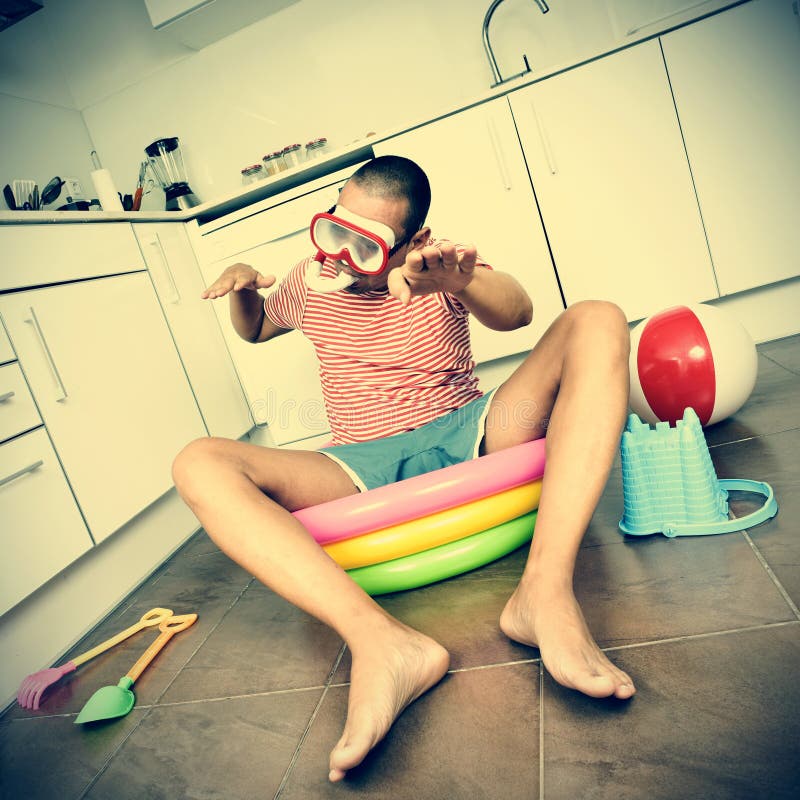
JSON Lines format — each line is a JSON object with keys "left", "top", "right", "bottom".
{"left": 325, "top": 480, "right": 541, "bottom": 569}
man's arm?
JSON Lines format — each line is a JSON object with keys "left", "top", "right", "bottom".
{"left": 453, "top": 266, "right": 532, "bottom": 331}
{"left": 201, "top": 262, "right": 289, "bottom": 343}
{"left": 388, "top": 242, "right": 533, "bottom": 331}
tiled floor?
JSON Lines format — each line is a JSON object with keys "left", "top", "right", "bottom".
{"left": 2, "top": 336, "right": 799, "bottom": 800}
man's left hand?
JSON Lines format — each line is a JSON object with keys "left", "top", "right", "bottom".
{"left": 387, "top": 242, "right": 477, "bottom": 306}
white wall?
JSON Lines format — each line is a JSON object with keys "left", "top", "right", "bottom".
{"left": 0, "top": 0, "right": 737, "bottom": 209}
{"left": 0, "top": 2, "right": 95, "bottom": 207}
{"left": 0, "top": 95, "right": 96, "bottom": 208}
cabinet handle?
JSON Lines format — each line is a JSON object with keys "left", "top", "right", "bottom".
{"left": 25, "top": 307, "right": 68, "bottom": 402}
{"left": 529, "top": 100, "right": 558, "bottom": 175}
{"left": 150, "top": 235, "right": 181, "bottom": 304}
{"left": 0, "top": 390, "right": 15, "bottom": 403}
{"left": 262, "top": 224, "right": 313, "bottom": 246}
{"left": 486, "top": 117, "right": 512, "bottom": 190}
{"left": 0, "top": 459, "right": 43, "bottom": 489}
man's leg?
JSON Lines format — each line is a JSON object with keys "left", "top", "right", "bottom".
{"left": 484, "top": 300, "right": 635, "bottom": 699}
{"left": 172, "top": 438, "right": 450, "bottom": 780}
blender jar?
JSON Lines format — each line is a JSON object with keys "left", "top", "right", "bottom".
{"left": 145, "top": 137, "right": 200, "bottom": 210}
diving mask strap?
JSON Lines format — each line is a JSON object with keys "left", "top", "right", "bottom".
{"left": 305, "top": 253, "right": 356, "bottom": 294}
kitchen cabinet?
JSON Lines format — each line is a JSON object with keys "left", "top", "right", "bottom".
{"left": 198, "top": 183, "right": 343, "bottom": 445}
{"left": 1, "top": 223, "right": 145, "bottom": 291}
{"left": 134, "top": 222, "right": 253, "bottom": 440}
{"left": 660, "top": 0, "right": 800, "bottom": 295}
{"left": 508, "top": 39, "right": 717, "bottom": 320}
{"left": 372, "top": 98, "right": 565, "bottom": 362}
{"left": 0, "top": 428, "right": 92, "bottom": 615}
{"left": 0, "top": 271, "right": 207, "bottom": 543}
{"left": 0, "top": 362, "right": 42, "bottom": 444}
{"left": 0, "top": 324, "right": 15, "bottom": 364}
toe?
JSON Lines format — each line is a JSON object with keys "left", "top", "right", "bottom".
{"left": 614, "top": 680, "right": 636, "bottom": 699}
{"left": 329, "top": 731, "right": 375, "bottom": 781}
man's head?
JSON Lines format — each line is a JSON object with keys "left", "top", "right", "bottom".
{"left": 347, "top": 155, "right": 431, "bottom": 253}
{"left": 311, "top": 156, "right": 432, "bottom": 293}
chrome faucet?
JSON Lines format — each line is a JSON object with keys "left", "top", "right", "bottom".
{"left": 482, "top": 0, "right": 549, "bottom": 87}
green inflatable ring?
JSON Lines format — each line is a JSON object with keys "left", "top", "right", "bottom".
{"left": 347, "top": 511, "right": 537, "bottom": 596}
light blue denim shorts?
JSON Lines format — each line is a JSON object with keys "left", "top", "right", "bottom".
{"left": 320, "top": 389, "right": 496, "bottom": 492}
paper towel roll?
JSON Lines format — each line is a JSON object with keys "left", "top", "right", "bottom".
{"left": 90, "top": 168, "right": 123, "bottom": 211}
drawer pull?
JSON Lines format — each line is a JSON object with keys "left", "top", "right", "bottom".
{"left": 0, "top": 459, "right": 43, "bottom": 489}
{"left": 0, "top": 390, "right": 15, "bottom": 403}
{"left": 150, "top": 235, "right": 181, "bottom": 304}
{"left": 25, "top": 307, "right": 68, "bottom": 402}
{"left": 529, "top": 99, "right": 558, "bottom": 175}
{"left": 487, "top": 116, "right": 512, "bottom": 190}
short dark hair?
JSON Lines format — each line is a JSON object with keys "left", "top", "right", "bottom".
{"left": 349, "top": 155, "right": 431, "bottom": 245}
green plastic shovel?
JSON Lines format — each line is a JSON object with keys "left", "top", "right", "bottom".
{"left": 75, "top": 613, "right": 197, "bottom": 724}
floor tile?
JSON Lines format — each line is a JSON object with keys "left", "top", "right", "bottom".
{"left": 0, "top": 709, "right": 145, "bottom": 800}
{"left": 161, "top": 581, "right": 344, "bottom": 703}
{"left": 704, "top": 354, "right": 800, "bottom": 446}
{"left": 570, "top": 534, "right": 794, "bottom": 648}
{"left": 333, "top": 527, "right": 793, "bottom": 685}
{"left": 83, "top": 690, "right": 323, "bottom": 800}
{"left": 760, "top": 333, "right": 800, "bottom": 375}
{"left": 541, "top": 623, "right": 800, "bottom": 800}
{"left": 711, "top": 428, "right": 800, "bottom": 607}
{"left": 8, "top": 549, "right": 252, "bottom": 719}
{"left": 172, "top": 528, "right": 222, "bottom": 559}
{"left": 280, "top": 662, "right": 540, "bottom": 799}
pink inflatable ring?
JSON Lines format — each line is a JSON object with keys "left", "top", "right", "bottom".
{"left": 294, "top": 439, "right": 546, "bottom": 545}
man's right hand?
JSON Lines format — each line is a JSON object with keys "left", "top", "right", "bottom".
{"left": 201, "top": 263, "right": 276, "bottom": 300}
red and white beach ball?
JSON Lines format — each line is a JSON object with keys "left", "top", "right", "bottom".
{"left": 629, "top": 304, "right": 758, "bottom": 427}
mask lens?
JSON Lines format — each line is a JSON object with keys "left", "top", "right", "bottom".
{"left": 311, "top": 214, "right": 390, "bottom": 274}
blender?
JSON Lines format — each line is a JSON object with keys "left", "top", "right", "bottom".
{"left": 145, "top": 137, "right": 200, "bottom": 211}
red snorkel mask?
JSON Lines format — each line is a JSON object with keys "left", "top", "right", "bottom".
{"left": 306, "top": 206, "right": 397, "bottom": 293}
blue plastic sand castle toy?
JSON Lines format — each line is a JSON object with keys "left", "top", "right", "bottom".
{"left": 619, "top": 408, "right": 778, "bottom": 538}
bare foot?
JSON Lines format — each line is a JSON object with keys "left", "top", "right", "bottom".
{"left": 328, "top": 626, "right": 450, "bottom": 782}
{"left": 500, "top": 580, "right": 635, "bottom": 700}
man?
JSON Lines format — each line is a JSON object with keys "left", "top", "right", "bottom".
{"left": 173, "top": 155, "right": 635, "bottom": 783}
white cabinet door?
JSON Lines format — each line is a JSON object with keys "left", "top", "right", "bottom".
{"left": 198, "top": 185, "right": 342, "bottom": 445}
{"left": 0, "top": 273, "right": 207, "bottom": 542}
{"left": 661, "top": 0, "right": 800, "bottom": 295}
{"left": 134, "top": 222, "right": 253, "bottom": 440}
{"left": 372, "top": 98, "right": 565, "bottom": 363}
{"left": 0, "top": 428, "right": 92, "bottom": 615}
{"left": 508, "top": 39, "right": 718, "bottom": 320}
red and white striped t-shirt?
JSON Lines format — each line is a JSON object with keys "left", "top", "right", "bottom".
{"left": 264, "top": 239, "right": 489, "bottom": 445}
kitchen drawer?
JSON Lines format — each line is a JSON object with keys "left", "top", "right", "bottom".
{"left": 0, "top": 427, "right": 92, "bottom": 615}
{"left": 202, "top": 183, "right": 343, "bottom": 262}
{"left": 0, "top": 321, "right": 14, "bottom": 364}
{"left": 0, "top": 223, "right": 145, "bottom": 291}
{"left": 0, "top": 362, "right": 42, "bottom": 443}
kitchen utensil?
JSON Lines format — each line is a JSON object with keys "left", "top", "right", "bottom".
{"left": 75, "top": 613, "right": 197, "bottom": 724}
{"left": 3, "top": 184, "right": 16, "bottom": 210}
{"left": 145, "top": 137, "right": 200, "bottom": 211}
{"left": 40, "top": 176, "right": 64, "bottom": 207}
{"left": 12, "top": 180, "right": 35, "bottom": 210}
{"left": 17, "top": 607, "right": 174, "bottom": 710}
{"left": 32, "top": 185, "right": 39, "bottom": 210}
{"left": 132, "top": 161, "right": 147, "bottom": 211}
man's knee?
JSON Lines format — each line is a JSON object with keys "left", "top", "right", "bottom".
{"left": 565, "top": 300, "right": 630, "bottom": 356}
{"left": 172, "top": 437, "right": 232, "bottom": 498}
